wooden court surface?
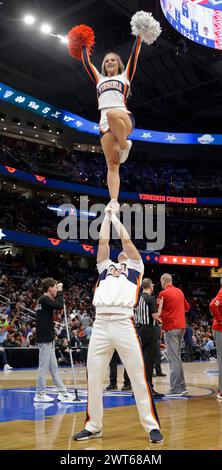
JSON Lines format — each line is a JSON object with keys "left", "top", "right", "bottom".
{"left": 0, "top": 362, "right": 222, "bottom": 450}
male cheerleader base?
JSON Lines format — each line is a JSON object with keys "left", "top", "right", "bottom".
{"left": 74, "top": 209, "right": 163, "bottom": 444}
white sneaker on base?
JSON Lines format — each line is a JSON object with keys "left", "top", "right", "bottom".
{"left": 57, "top": 392, "right": 76, "bottom": 403}
{"left": 119, "top": 140, "right": 132, "bottom": 164}
{"left": 105, "top": 199, "right": 120, "bottom": 215}
{"left": 34, "top": 394, "right": 54, "bottom": 403}
{"left": 217, "top": 392, "right": 222, "bottom": 401}
{"left": 4, "top": 364, "right": 13, "bottom": 371}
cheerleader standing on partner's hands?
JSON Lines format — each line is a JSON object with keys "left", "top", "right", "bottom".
{"left": 68, "top": 11, "right": 161, "bottom": 214}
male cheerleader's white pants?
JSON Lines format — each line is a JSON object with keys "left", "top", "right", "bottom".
{"left": 85, "top": 314, "right": 160, "bottom": 434}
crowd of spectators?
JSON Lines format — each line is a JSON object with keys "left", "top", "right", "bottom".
{"left": 0, "top": 252, "right": 96, "bottom": 366}
{"left": 0, "top": 132, "right": 221, "bottom": 367}
{"left": 0, "top": 252, "right": 219, "bottom": 368}
{"left": 1, "top": 134, "right": 222, "bottom": 197}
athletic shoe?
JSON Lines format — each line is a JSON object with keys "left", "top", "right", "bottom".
{"left": 181, "top": 390, "right": 188, "bottom": 395}
{"left": 106, "top": 384, "right": 118, "bottom": 391}
{"left": 119, "top": 140, "right": 132, "bottom": 164}
{"left": 156, "top": 372, "right": 167, "bottom": 377}
{"left": 149, "top": 429, "right": 164, "bottom": 444}
{"left": 165, "top": 391, "right": 184, "bottom": 397}
{"left": 57, "top": 393, "right": 76, "bottom": 403}
{"left": 152, "top": 390, "right": 164, "bottom": 399}
{"left": 121, "top": 384, "right": 132, "bottom": 391}
{"left": 3, "top": 364, "right": 13, "bottom": 371}
{"left": 216, "top": 392, "right": 222, "bottom": 401}
{"left": 105, "top": 199, "right": 120, "bottom": 215}
{"left": 73, "top": 429, "right": 102, "bottom": 441}
{"left": 34, "top": 394, "right": 54, "bottom": 403}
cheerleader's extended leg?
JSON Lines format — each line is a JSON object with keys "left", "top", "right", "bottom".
{"left": 101, "top": 132, "right": 120, "bottom": 207}
{"left": 106, "top": 110, "right": 133, "bottom": 164}
{"left": 106, "top": 109, "right": 132, "bottom": 149}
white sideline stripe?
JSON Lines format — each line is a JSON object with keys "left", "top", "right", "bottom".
{"left": 7, "top": 388, "right": 133, "bottom": 397}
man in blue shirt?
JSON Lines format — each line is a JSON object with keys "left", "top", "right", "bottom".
{"left": 0, "top": 326, "right": 8, "bottom": 344}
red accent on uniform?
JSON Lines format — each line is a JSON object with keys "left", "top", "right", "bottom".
{"left": 127, "top": 36, "right": 141, "bottom": 82}
{"left": 84, "top": 367, "right": 91, "bottom": 426}
{"left": 133, "top": 273, "right": 142, "bottom": 307}
{"left": 210, "top": 288, "right": 222, "bottom": 332}
{"left": 81, "top": 47, "right": 99, "bottom": 84}
{"left": 158, "top": 285, "right": 190, "bottom": 331}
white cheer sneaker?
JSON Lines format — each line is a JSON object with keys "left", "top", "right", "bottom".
{"left": 57, "top": 393, "right": 76, "bottom": 403}
{"left": 4, "top": 364, "right": 13, "bottom": 371}
{"left": 119, "top": 140, "right": 132, "bottom": 164}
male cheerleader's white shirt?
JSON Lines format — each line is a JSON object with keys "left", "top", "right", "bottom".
{"left": 93, "top": 257, "right": 144, "bottom": 316}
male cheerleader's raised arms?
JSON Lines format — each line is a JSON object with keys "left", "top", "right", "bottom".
{"left": 67, "top": 11, "right": 161, "bottom": 214}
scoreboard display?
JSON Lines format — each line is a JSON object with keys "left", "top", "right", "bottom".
{"left": 160, "top": 0, "right": 222, "bottom": 50}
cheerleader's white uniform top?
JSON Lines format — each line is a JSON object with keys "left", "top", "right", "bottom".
{"left": 81, "top": 37, "right": 141, "bottom": 134}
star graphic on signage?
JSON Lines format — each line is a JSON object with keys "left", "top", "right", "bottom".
{"left": 0, "top": 229, "right": 6, "bottom": 240}
{"left": 210, "top": 259, "right": 215, "bottom": 265}
{"left": 163, "top": 257, "right": 168, "bottom": 262}
{"left": 166, "top": 134, "right": 177, "bottom": 142}
{"left": 172, "top": 257, "right": 178, "bottom": 263}
{"left": 200, "top": 259, "right": 206, "bottom": 265}
{"left": 141, "top": 132, "right": 152, "bottom": 139}
{"left": 182, "top": 258, "right": 187, "bottom": 264}
{"left": 191, "top": 258, "right": 196, "bottom": 264}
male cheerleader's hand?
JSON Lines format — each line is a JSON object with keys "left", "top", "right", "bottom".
{"left": 57, "top": 283, "right": 63, "bottom": 291}
{"left": 105, "top": 199, "right": 120, "bottom": 215}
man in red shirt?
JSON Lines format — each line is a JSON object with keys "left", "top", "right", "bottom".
{"left": 209, "top": 278, "right": 222, "bottom": 401}
{"left": 158, "top": 273, "right": 190, "bottom": 396}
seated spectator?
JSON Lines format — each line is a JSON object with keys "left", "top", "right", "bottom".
{"left": 70, "top": 329, "right": 85, "bottom": 364}
{"left": 201, "top": 335, "right": 215, "bottom": 360}
{"left": 58, "top": 338, "right": 72, "bottom": 365}
{"left": 26, "top": 327, "right": 36, "bottom": 345}
{"left": 0, "top": 326, "right": 8, "bottom": 344}
{"left": 184, "top": 323, "right": 194, "bottom": 362}
{"left": 81, "top": 311, "right": 91, "bottom": 328}
{"left": 78, "top": 324, "right": 87, "bottom": 345}
{"left": 28, "top": 327, "right": 37, "bottom": 347}
{"left": 85, "top": 320, "right": 93, "bottom": 343}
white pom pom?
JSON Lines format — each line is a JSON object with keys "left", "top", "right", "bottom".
{"left": 130, "top": 11, "right": 162, "bottom": 45}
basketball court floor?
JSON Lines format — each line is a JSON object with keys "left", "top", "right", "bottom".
{"left": 0, "top": 361, "right": 221, "bottom": 450}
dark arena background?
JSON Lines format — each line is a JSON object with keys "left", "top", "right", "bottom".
{"left": 0, "top": 0, "right": 222, "bottom": 463}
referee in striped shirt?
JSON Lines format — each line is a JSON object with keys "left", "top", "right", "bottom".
{"left": 135, "top": 278, "right": 164, "bottom": 399}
